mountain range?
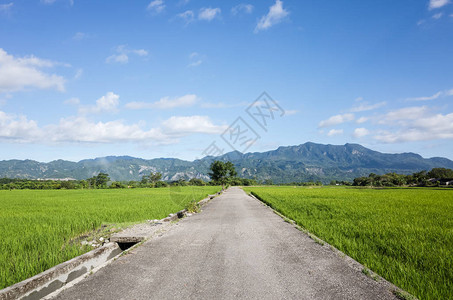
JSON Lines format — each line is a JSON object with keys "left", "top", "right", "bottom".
{"left": 1, "top": 142, "right": 452, "bottom": 184}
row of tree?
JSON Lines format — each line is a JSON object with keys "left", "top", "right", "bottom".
{"left": 1, "top": 163, "right": 452, "bottom": 190}
{"left": 352, "top": 168, "right": 453, "bottom": 187}
{"left": 0, "top": 161, "right": 244, "bottom": 190}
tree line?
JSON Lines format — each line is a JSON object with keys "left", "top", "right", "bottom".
{"left": 351, "top": 168, "right": 453, "bottom": 187}
{"left": 0, "top": 161, "right": 256, "bottom": 190}
{"left": 1, "top": 164, "right": 452, "bottom": 190}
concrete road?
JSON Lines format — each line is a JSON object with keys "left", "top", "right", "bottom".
{"left": 53, "top": 187, "right": 398, "bottom": 300}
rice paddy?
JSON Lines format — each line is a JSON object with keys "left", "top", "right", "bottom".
{"left": 0, "top": 186, "right": 220, "bottom": 289}
{"left": 243, "top": 186, "right": 453, "bottom": 300}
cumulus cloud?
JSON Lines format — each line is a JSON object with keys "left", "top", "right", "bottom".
{"left": 47, "top": 116, "right": 169, "bottom": 143}
{"left": 353, "top": 128, "right": 370, "bottom": 138}
{"left": 106, "top": 45, "right": 148, "bottom": 64}
{"left": 374, "top": 106, "right": 453, "bottom": 143}
{"left": 0, "top": 108, "right": 227, "bottom": 145}
{"left": 231, "top": 3, "right": 253, "bottom": 15}
{"left": 429, "top": 0, "right": 450, "bottom": 10}
{"left": 177, "top": 10, "right": 195, "bottom": 24}
{"left": 0, "top": 48, "right": 65, "bottom": 93}
{"left": 147, "top": 0, "right": 165, "bottom": 14}
{"left": 356, "top": 116, "right": 368, "bottom": 124}
{"left": 79, "top": 92, "right": 120, "bottom": 114}
{"left": 0, "top": 111, "right": 42, "bottom": 142}
{"left": 380, "top": 106, "right": 428, "bottom": 123}
{"left": 162, "top": 115, "right": 227, "bottom": 134}
{"left": 255, "top": 0, "right": 289, "bottom": 32}
{"left": 350, "top": 101, "right": 386, "bottom": 112}
{"left": 198, "top": 7, "right": 221, "bottom": 21}
{"left": 327, "top": 129, "right": 343, "bottom": 137}
{"left": 318, "top": 113, "right": 354, "bottom": 128}
{"left": 125, "top": 94, "right": 199, "bottom": 110}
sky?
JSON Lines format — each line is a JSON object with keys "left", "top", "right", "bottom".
{"left": 0, "top": 0, "right": 453, "bottom": 162}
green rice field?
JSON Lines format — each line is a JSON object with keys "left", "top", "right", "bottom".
{"left": 243, "top": 186, "right": 453, "bottom": 300}
{"left": 0, "top": 186, "right": 220, "bottom": 289}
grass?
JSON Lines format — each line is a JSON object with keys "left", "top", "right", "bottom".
{"left": 243, "top": 186, "right": 453, "bottom": 300}
{"left": 0, "top": 186, "right": 220, "bottom": 289}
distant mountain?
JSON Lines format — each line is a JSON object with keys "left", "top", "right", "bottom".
{"left": 1, "top": 142, "right": 452, "bottom": 183}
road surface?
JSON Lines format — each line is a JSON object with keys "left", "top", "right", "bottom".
{"left": 52, "top": 187, "right": 398, "bottom": 300}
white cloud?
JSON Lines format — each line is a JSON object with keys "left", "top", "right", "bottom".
{"left": 74, "top": 68, "right": 83, "bottom": 79}
{"left": 187, "top": 52, "right": 203, "bottom": 67}
{"left": 318, "top": 113, "right": 354, "bottom": 128}
{"left": 407, "top": 91, "right": 442, "bottom": 101}
{"left": 231, "top": 4, "right": 254, "bottom": 15}
{"left": 0, "top": 48, "right": 65, "bottom": 93}
{"left": 79, "top": 92, "right": 120, "bottom": 114}
{"left": 374, "top": 106, "right": 453, "bottom": 143}
{"left": 255, "top": 0, "right": 289, "bottom": 32}
{"left": 147, "top": 0, "right": 165, "bottom": 14}
{"left": 188, "top": 60, "right": 202, "bottom": 67}
{"left": 429, "top": 0, "right": 450, "bottom": 10}
{"left": 106, "top": 45, "right": 148, "bottom": 64}
{"left": 0, "top": 109, "right": 227, "bottom": 145}
{"left": 0, "top": 111, "right": 43, "bottom": 142}
{"left": 162, "top": 116, "right": 226, "bottom": 134}
{"left": 327, "top": 129, "right": 343, "bottom": 137}
{"left": 48, "top": 116, "right": 169, "bottom": 143}
{"left": 381, "top": 106, "right": 428, "bottom": 123}
{"left": 126, "top": 94, "right": 199, "bottom": 110}
{"left": 132, "top": 49, "right": 148, "bottom": 56}
{"left": 0, "top": 2, "right": 13, "bottom": 14}
{"left": 73, "top": 32, "right": 89, "bottom": 41}
{"left": 200, "top": 102, "right": 246, "bottom": 109}
{"left": 177, "top": 10, "right": 195, "bottom": 24}
{"left": 432, "top": 12, "right": 443, "bottom": 19}
{"left": 406, "top": 88, "right": 453, "bottom": 101}
{"left": 64, "top": 97, "right": 80, "bottom": 105}
{"left": 284, "top": 109, "right": 298, "bottom": 115}
{"left": 356, "top": 116, "right": 368, "bottom": 124}
{"left": 353, "top": 128, "right": 370, "bottom": 138}
{"left": 41, "top": 0, "right": 57, "bottom": 4}
{"left": 350, "top": 102, "right": 386, "bottom": 112}
{"left": 106, "top": 53, "right": 128, "bottom": 64}
{"left": 198, "top": 7, "right": 221, "bottom": 21}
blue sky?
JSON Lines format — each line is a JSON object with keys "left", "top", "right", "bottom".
{"left": 0, "top": 0, "right": 453, "bottom": 162}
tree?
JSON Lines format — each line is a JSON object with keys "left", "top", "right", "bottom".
{"left": 208, "top": 161, "right": 237, "bottom": 188}
{"left": 95, "top": 172, "right": 110, "bottom": 188}
{"left": 264, "top": 179, "right": 273, "bottom": 185}
{"left": 189, "top": 178, "right": 206, "bottom": 186}
{"left": 150, "top": 172, "right": 162, "bottom": 183}
{"left": 427, "top": 168, "right": 453, "bottom": 179}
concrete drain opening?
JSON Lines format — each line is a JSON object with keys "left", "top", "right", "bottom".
{"left": 111, "top": 237, "right": 144, "bottom": 251}
{"left": 116, "top": 241, "right": 139, "bottom": 251}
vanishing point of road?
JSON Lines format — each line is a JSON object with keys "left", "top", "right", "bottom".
{"left": 53, "top": 187, "right": 398, "bottom": 300}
